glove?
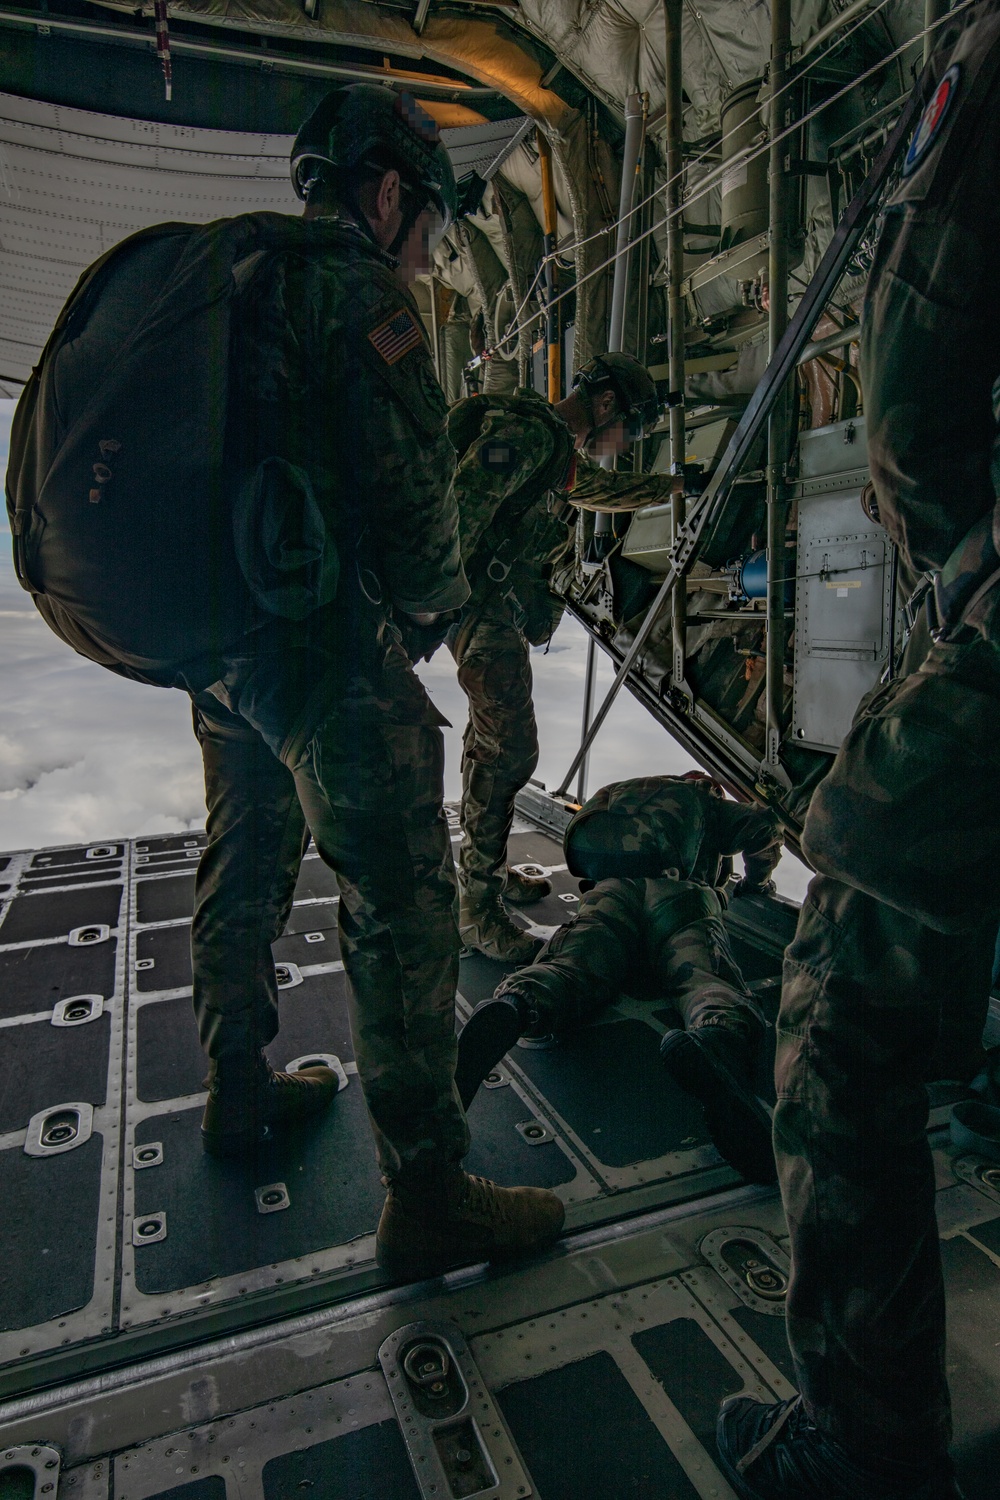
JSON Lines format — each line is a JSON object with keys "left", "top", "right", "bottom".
{"left": 397, "top": 610, "right": 459, "bottom": 664}
{"left": 732, "top": 877, "right": 776, "bottom": 899}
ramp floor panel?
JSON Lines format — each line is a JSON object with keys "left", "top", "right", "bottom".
{"left": 0, "top": 884, "right": 122, "bottom": 944}
{"left": 0, "top": 1012, "right": 111, "bottom": 1131}
{"left": 6, "top": 1166, "right": 999, "bottom": 1500}
{"left": 260, "top": 1420, "right": 420, "bottom": 1500}
{"left": 632, "top": 1318, "right": 746, "bottom": 1470}
{"left": 134, "top": 927, "right": 194, "bottom": 993}
{"left": 1, "top": 797, "right": 998, "bottom": 1500}
{"left": 497, "top": 1352, "right": 702, "bottom": 1500}
{"left": 130, "top": 1096, "right": 385, "bottom": 1295}
{"left": 0, "top": 1134, "right": 103, "bottom": 1331}
{"left": 510, "top": 1019, "right": 711, "bottom": 1168}
{"left": 1, "top": 938, "right": 121, "bottom": 1013}
{"left": 147, "top": 1482, "right": 226, "bottom": 1500}
{"left": 135, "top": 976, "right": 355, "bottom": 1104}
{"left": 135, "top": 877, "right": 196, "bottom": 926}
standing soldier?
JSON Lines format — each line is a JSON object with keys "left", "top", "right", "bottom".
{"left": 435, "top": 353, "right": 675, "bottom": 961}
{"left": 7, "top": 85, "right": 565, "bottom": 1281}
{"left": 716, "top": 9, "right": 1000, "bottom": 1497}
{"left": 454, "top": 772, "right": 782, "bottom": 1183}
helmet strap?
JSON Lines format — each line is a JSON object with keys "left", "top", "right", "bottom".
{"left": 582, "top": 386, "right": 623, "bottom": 452}
{"left": 386, "top": 184, "right": 426, "bottom": 258}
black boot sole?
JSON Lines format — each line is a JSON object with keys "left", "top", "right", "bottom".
{"left": 660, "top": 1030, "right": 776, "bottom": 1185}
{"left": 455, "top": 998, "right": 524, "bottom": 1110}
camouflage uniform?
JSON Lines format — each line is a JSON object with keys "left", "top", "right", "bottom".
{"left": 446, "top": 392, "right": 673, "bottom": 907}
{"left": 497, "top": 777, "right": 780, "bottom": 1038}
{"left": 191, "top": 216, "right": 471, "bottom": 1183}
{"left": 775, "top": 4, "right": 1000, "bottom": 1467}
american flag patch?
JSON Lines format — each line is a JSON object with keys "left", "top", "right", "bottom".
{"left": 367, "top": 308, "right": 423, "bottom": 365}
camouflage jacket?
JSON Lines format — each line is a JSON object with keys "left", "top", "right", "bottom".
{"left": 565, "top": 775, "right": 782, "bottom": 889}
{"left": 448, "top": 389, "right": 673, "bottom": 644}
{"left": 569, "top": 452, "right": 674, "bottom": 513}
{"left": 222, "top": 214, "right": 470, "bottom": 735}
{"left": 863, "top": 2, "right": 1000, "bottom": 580}
{"left": 230, "top": 214, "right": 467, "bottom": 622}
{"left": 220, "top": 214, "right": 469, "bottom": 738}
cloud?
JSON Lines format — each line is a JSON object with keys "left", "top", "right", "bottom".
{"left": 0, "top": 395, "right": 808, "bottom": 898}
{"left": 0, "top": 582, "right": 207, "bottom": 850}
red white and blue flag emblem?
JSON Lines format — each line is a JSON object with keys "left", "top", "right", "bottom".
{"left": 368, "top": 308, "right": 424, "bottom": 365}
{"left": 904, "top": 63, "right": 961, "bottom": 176}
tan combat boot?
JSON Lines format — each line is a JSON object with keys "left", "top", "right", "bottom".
{"left": 375, "top": 1169, "right": 565, "bottom": 1278}
{"left": 503, "top": 864, "right": 553, "bottom": 905}
{"left": 201, "top": 1051, "right": 339, "bottom": 1158}
{"left": 459, "top": 888, "right": 543, "bottom": 963}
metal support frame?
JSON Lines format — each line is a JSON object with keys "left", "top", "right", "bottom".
{"left": 607, "top": 92, "right": 647, "bottom": 355}
{"left": 554, "top": 80, "right": 924, "bottom": 801}
{"left": 799, "top": 0, "right": 887, "bottom": 61}
{"left": 764, "top": 0, "right": 793, "bottom": 776}
{"left": 576, "top": 90, "right": 647, "bottom": 790}
{"left": 594, "top": 92, "right": 647, "bottom": 537}
{"left": 538, "top": 130, "right": 562, "bottom": 402}
{"left": 798, "top": 321, "right": 861, "bottom": 363}
{"left": 663, "top": 0, "right": 688, "bottom": 692}
{"left": 577, "top": 635, "right": 599, "bottom": 804}
{"left": 0, "top": 5, "right": 498, "bottom": 97}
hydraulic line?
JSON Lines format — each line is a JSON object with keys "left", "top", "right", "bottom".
{"left": 663, "top": 0, "right": 687, "bottom": 692}
{"left": 537, "top": 130, "right": 562, "bottom": 401}
{"left": 552, "top": 79, "right": 924, "bottom": 800}
{"left": 765, "top": 0, "right": 793, "bottom": 775}
{"left": 497, "top": 0, "right": 970, "bottom": 358}
{"left": 593, "top": 92, "right": 646, "bottom": 544}
{"left": 497, "top": 0, "right": 902, "bottom": 350}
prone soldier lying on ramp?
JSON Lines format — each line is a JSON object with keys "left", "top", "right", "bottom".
{"left": 453, "top": 772, "right": 782, "bottom": 1184}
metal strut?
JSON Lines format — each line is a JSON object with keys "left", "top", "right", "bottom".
{"left": 554, "top": 76, "right": 924, "bottom": 801}
{"left": 764, "top": 0, "right": 793, "bottom": 777}
{"left": 662, "top": 0, "right": 688, "bottom": 695}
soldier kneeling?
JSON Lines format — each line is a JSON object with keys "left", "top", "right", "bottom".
{"left": 455, "top": 772, "right": 781, "bottom": 1184}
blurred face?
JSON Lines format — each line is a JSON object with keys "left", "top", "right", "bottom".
{"left": 395, "top": 204, "right": 446, "bottom": 283}
{"left": 589, "top": 417, "right": 632, "bottom": 459}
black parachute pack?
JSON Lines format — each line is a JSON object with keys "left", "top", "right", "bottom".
{"left": 5, "top": 211, "right": 349, "bottom": 690}
{"left": 446, "top": 389, "right": 575, "bottom": 644}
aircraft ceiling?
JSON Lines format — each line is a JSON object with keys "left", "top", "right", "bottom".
{"left": 0, "top": 0, "right": 931, "bottom": 395}
{"left": 0, "top": 89, "right": 529, "bottom": 393}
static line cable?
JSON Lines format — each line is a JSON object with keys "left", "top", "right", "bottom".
{"left": 489, "top": 0, "right": 903, "bottom": 354}
{"left": 494, "top": 3, "right": 896, "bottom": 355}
{"left": 494, "top": 0, "right": 971, "bottom": 359}
{"left": 553, "top": 77, "right": 924, "bottom": 799}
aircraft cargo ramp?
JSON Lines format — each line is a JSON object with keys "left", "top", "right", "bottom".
{"left": 0, "top": 804, "right": 998, "bottom": 1498}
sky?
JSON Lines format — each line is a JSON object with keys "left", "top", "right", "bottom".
{"left": 0, "top": 398, "right": 810, "bottom": 897}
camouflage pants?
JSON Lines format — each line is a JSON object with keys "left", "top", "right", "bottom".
{"left": 189, "top": 687, "right": 469, "bottom": 1183}
{"left": 777, "top": 634, "right": 999, "bottom": 1465}
{"left": 496, "top": 876, "right": 762, "bottom": 1039}
{"left": 448, "top": 608, "right": 539, "bottom": 903}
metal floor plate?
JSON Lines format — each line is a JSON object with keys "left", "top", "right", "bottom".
{"left": 1, "top": 814, "right": 999, "bottom": 1500}
{"left": 0, "top": 814, "right": 777, "bottom": 1383}
{"left": 1, "top": 1164, "right": 995, "bottom": 1498}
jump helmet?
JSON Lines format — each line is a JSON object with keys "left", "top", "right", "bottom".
{"left": 573, "top": 352, "right": 661, "bottom": 439}
{"left": 290, "top": 84, "right": 458, "bottom": 232}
